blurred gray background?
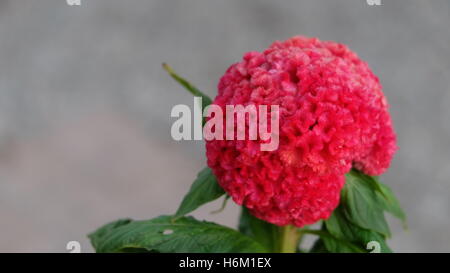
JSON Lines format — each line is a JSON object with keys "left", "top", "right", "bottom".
{"left": 0, "top": 0, "right": 449, "bottom": 252}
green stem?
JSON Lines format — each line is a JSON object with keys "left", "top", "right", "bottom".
{"left": 277, "top": 225, "right": 302, "bottom": 253}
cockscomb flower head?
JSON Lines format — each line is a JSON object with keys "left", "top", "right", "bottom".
{"left": 206, "top": 36, "right": 397, "bottom": 227}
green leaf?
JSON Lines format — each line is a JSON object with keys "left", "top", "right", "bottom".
{"left": 238, "top": 207, "right": 279, "bottom": 252}
{"left": 321, "top": 234, "right": 366, "bottom": 253}
{"left": 375, "top": 180, "right": 407, "bottom": 226}
{"left": 162, "top": 63, "right": 212, "bottom": 110}
{"left": 89, "top": 218, "right": 132, "bottom": 252}
{"left": 175, "top": 167, "right": 225, "bottom": 218}
{"left": 342, "top": 170, "right": 391, "bottom": 237}
{"left": 358, "top": 229, "right": 392, "bottom": 253}
{"left": 315, "top": 169, "right": 406, "bottom": 253}
{"left": 309, "top": 238, "right": 329, "bottom": 253}
{"left": 163, "top": 63, "right": 213, "bottom": 126}
{"left": 325, "top": 206, "right": 392, "bottom": 253}
{"left": 89, "top": 215, "right": 267, "bottom": 253}
{"left": 303, "top": 229, "right": 365, "bottom": 253}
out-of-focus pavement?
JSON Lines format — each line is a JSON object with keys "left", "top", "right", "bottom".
{"left": 0, "top": 0, "right": 449, "bottom": 252}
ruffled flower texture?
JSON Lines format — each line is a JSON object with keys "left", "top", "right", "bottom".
{"left": 206, "top": 36, "right": 397, "bottom": 227}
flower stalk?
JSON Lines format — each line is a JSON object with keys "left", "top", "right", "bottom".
{"left": 277, "top": 225, "right": 302, "bottom": 253}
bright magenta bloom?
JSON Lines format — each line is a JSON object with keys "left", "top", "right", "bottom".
{"left": 206, "top": 36, "right": 397, "bottom": 227}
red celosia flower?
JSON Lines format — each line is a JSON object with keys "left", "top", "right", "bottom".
{"left": 206, "top": 36, "right": 397, "bottom": 227}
